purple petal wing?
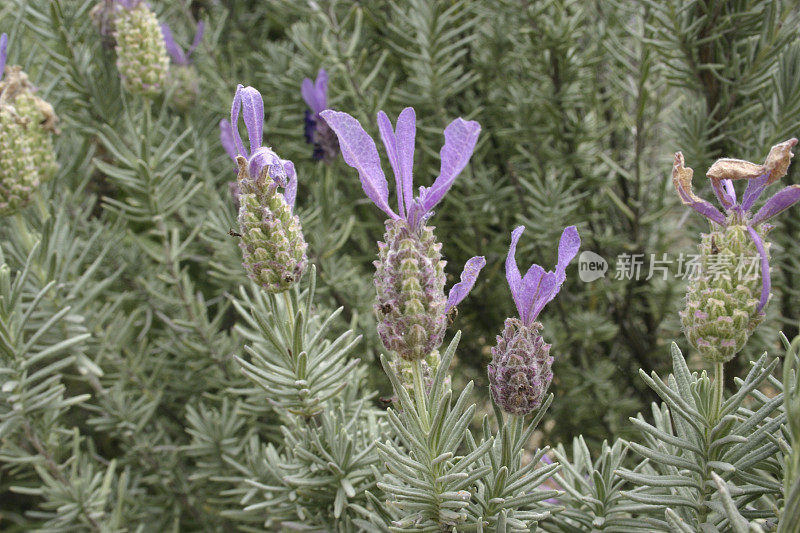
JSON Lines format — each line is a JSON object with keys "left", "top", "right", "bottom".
{"left": 420, "top": 117, "right": 481, "bottom": 213}
{"left": 301, "top": 77, "right": 318, "bottom": 112}
{"left": 314, "top": 68, "right": 328, "bottom": 112}
{"left": 0, "top": 33, "right": 7, "bottom": 81}
{"left": 283, "top": 161, "right": 297, "bottom": 210}
{"left": 396, "top": 107, "right": 416, "bottom": 214}
{"left": 230, "top": 85, "right": 246, "bottom": 156}
{"left": 751, "top": 185, "right": 800, "bottom": 225}
{"left": 187, "top": 20, "right": 205, "bottom": 58}
{"left": 219, "top": 119, "right": 237, "bottom": 161}
{"left": 741, "top": 172, "right": 769, "bottom": 211}
{"left": 518, "top": 264, "right": 545, "bottom": 325}
{"left": 711, "top": 178, "right": 735, "bottom": 210}
{"left": 377, "top": 111, "right": 404, "bottom": 215}
{"left": 248, "top": 147, "right": 284, "bottom": 187}
{"left": 445, "top": 256, "right": 486, "bottom": 313}
{"left": 529, "top": 226, "right": 580, "bottom": 323}
{"left": 746, "top": 226, "right": 770, "bottom": 312}
{"left": 672, "top": 153, "right": 726, "bottom": 225}
{"left": 239, "top": 86, "right": 264, "bottom": 156}
{"left": 319, "top": 110, "right": 397, "bottom": 218}
{"left": 161, "top": 23, "right": 187, "bottom": 64}
{"left": 505, "top": 226, "right": 526, "bottom": 319}
{"left": 527, "top": 271, "right": 558, "bottom": 324}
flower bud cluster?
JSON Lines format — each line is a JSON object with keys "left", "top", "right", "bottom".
{"left": 114, "top": 1, "right": 169, "bottom": 97}
{"left": 0, "top": 66, "right": 58, "bottom": 216}
{"left": 681, "top": 223, "right": 767, "bottom": 363}
{"left": 374, "top": 219, "right": 447, "bottom": 361}
{"left": 237, "top": 159, "right": 307, "bottom": 294}
{"left": 488, "top": 318, "right": 553, "bottom": 416}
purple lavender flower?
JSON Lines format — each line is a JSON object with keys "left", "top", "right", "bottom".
{"left": 229, "top": 84, "right": 306, "bottom": 293}
{"left": 673, "top": 138, "right": 798, "bottom": 312}
{"left": 301, "top": 69, "right": 339, "bottom": 163}
{"left": 488, "top": 225, "right": 580, "bottom": 416}
{"left": 675, "top": 139, "right": 799, "bottom": 362}
{"left": 0, "top": 33, "right": 7, "bottom": 80}
{"left": 220, "top": 118, "right": 241, "bottom": 206}
{"left": 321, "top": 107, "right": 485, "bottom": 359}
{"left": 161, "top": 21, "right": 204, "bottom": 66}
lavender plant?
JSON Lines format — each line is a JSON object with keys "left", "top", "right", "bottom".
{"left": 1, "top": 0, "right": 799, "bottom": 531}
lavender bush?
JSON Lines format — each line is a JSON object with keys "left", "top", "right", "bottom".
{"left": 1, "top": 0, "right": 799, "bottom": 531}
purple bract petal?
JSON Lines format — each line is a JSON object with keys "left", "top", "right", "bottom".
{"left": 750, "top": 185, "right": 800, "bottom": 226}
{"left": 187, "top": 20, "right": 205, "bottom": 59}
{"left": 746, "top": 226, "right": 770, "bottom": 312}
{"left": 505, "top": 226, "right": 526, "bottom": 319}
{"left": 420, "top": 117, "right": 481, "bottom": 213}
{"left": 377, "top": 111, "right": 404, "bottom": 215}
{"left": 301, "top": 78, "right": 319, "bottom": 114}
{"left": 239, "top": 87, "right": 264, "bottom": 156}
{"left": 248, "top": 147, "right": 285, "bottom": 187}
{"left": 741, "top": 172, "right": 769, "bottom": 211}
{"left": 445, "top": 256, "right": 486, "bottom": 313}
{"left": 529, "top": 226, "right": 581, "bottom": 320}
{"left": 0, "top": 33, "right": 7, "bottom": 82}
{"left": 711, "top": 178, "right": 736, "bottom": 210}
{"left": 161, "top": 23, "right": 187, "bottom": 65}
{"left": 518, "top": 264, "right": 545, "bottom": 325}
{"left": 319, "top": 110, "right": 397, "bottom": 218}
{"left": 672, "top": 153, "right": 726, "bottom": 225}
{"left": 395, "top": 108, "right": 416, "bottom": 214}
{"left": 313, "top": 69, "right": 328, "bottom": 112}
{"left": 219, "top": 119, "right": 237, "bottom": 161}
{"left": 284, "top": 161, "right": 297, "bottom": 210}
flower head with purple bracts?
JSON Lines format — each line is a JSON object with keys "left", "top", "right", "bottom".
{"left": 229, "top": 84, "right": 306, "bottom": 293}
{"left": 301, "top": 69, "right": 338, "bottom": 163}
{"left": 161, "top": 21, "right": 204, "bottom": 66}
{"left": 488, "top": 225, "right": 580, "bottom": 416}
{"left": 675, "top": 138, "right": 799, "bottom": 362}
{"left": 321, "top": 106, "right": 485, "bottom": 360}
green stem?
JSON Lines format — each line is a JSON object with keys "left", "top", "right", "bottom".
{"left": 713, "top": 362, "right": 724, "bottom": 420}
{"left": 282, "top": 290, "right": 295, "bottom": 326}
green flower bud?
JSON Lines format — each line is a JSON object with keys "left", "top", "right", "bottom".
{"left": 114, "top": 2, "right": 169, "bottom": 98}
{"left": 680, "top": 224, "right": 767, "bottom": 363}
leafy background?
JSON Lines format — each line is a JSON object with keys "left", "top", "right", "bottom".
{"left": 0, "top": 0, "right": 799, "bottom": 529}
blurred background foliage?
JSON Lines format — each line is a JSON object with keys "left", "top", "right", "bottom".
{"left": 1, "top": 0, "right": 799, "bottom": 528}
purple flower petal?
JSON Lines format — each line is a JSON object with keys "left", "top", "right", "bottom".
{"left": 187, "top": 20, "right": 205, "bottom": 59}
{"left": 505, "top": 226, "right": 527, "bottom": 319}
{"left": 313, "top": 69, "right": 328, "bottom": 112}
{"left": 741, "top": 172, "right": 769, "bottom": 211}
{"left": 161, "top": 23, "right": 187, "bottom": 65}
{"left": 319, "top": 110, "right": 397, "bottom": 218}
{"left": 420, "top": 117, "right": 481, "bottom": 213}
{"left": 446, "top": 256, "right": 486, "bottom": 313}
{"left": 527, "top": 271, "right": 558, "bottom": 324}
{"left": 240, "top": 87, "right": 264, "bottom": 156}
{"left": 518, "top": 264, "right": 545, "bottom": 325}
{"left": 301, "top": 78, "right": 319, "bottom": 113}
{"left": 0, "top": 33, "right": 7, "bottom": 82}
{"left": 284, "top": 161, "right": 297, "bottom": 210}
{"left": 230, "top": 85, "right": 245, "bottom": 156}
{"left": 248, "top": 147, "right": 284, "bottom": 187}
{"left": 673, "top": 153, "right": 726, "bottom": 225}
{"left": 395, "top": 108, "right": 416, "bottom": 214}
{"left": 377, "top": 111, "right": 404, "bottom": 215}
{"left": 711, "top": 178, "right": 736, "bottom": 210}
{"left": 529, "top": 226, "right": 581, "bottom": 321}
{"left": 746, "top": 226, "right": 770, "bottom": 312}
{"left": 219, "top": 119, "right": 237, "bottom": 161}
{"left": 751, "top": 185, "right": 800, "bottom": 226}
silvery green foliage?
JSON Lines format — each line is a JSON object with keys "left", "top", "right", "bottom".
{"left": 1, "top": 0, "right": 800, "bottom": 530}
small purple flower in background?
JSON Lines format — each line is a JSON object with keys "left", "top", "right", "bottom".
{"left": 321, "top": 106, "right": 484, "bottom": 360}
{"left": 161, "top": 21, "right": 204, "bottom": 66}
{"left": 675, "top": 138, "right": 799, "bottom": 362}
{"left": 301, "top": 69, "right": 339, "bottom": 163}
{"left": 489, "top": 225, "right": 580, "bottom": 416}
{"left": 0, "top": 33, "right": 8, "bottom": 79}
{"left": 229, "top": 84, "right": 307, "bottom": 293}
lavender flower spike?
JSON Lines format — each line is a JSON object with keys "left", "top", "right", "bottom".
{"left": 0, "top": 33, "right": 7, "bottom": 81}
{"left": 676, "top": 139, "right": 799, "bottom": 362}
{"left": 229, "top": 84, "right": 307, "bottom": 293}
{"left": 161, "top": 21, "right": 204, "bottom": 65}
{"left": 301, "top": 69, "right": 339, "bottom": 163}
{"left": 489, "top": 225, "right": 580, "bottom": 416}
{"left": 322, "top": 106, "right": 483, "bottom": 360}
